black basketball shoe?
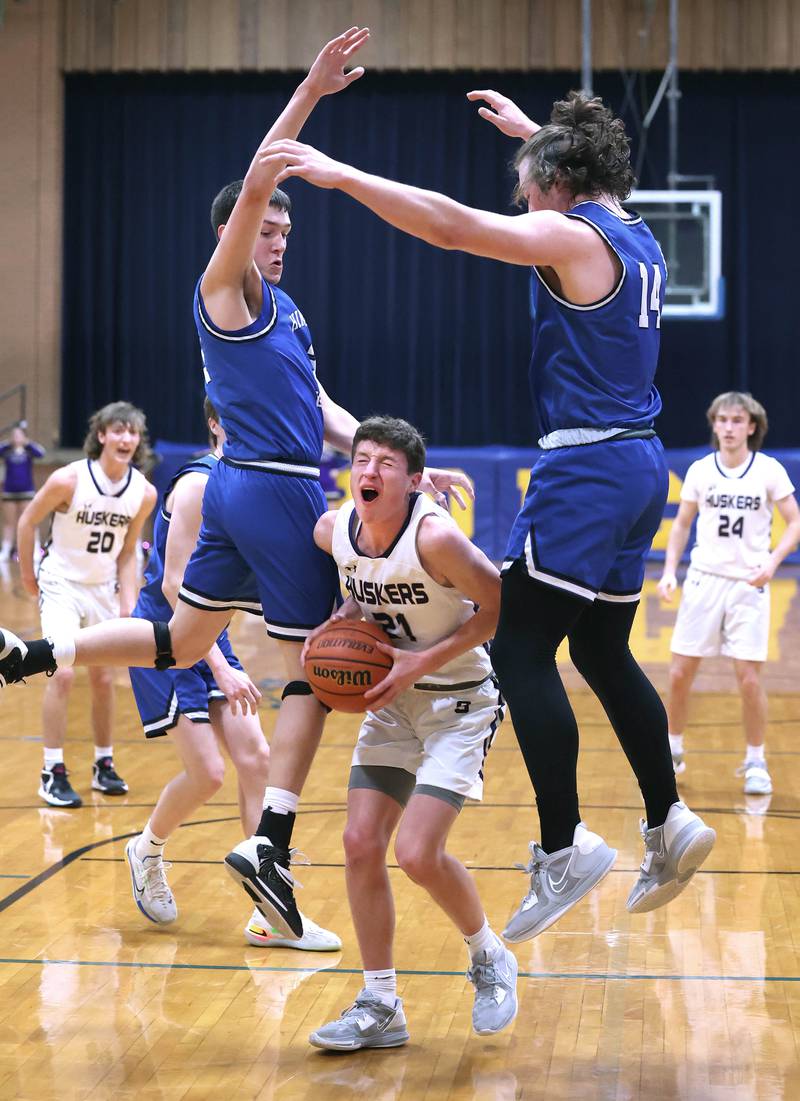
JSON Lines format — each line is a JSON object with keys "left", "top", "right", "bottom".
{"left": 224, "top": 836, "right": 304, "bottom": 938}
{"left": 92, "top": 757, "right": 129, "bottom": 795}
{"left": 0, "top": 629, "right": 27, "bottom": 687}
{"left": 39, "top": 763, "right": 82, "bottom": 808}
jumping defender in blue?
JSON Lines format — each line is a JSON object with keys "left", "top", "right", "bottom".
{"left": 264, "top": 86, "right": 715, "bottom": 936}
{"left": 0, "top": 28, "right": 471, "bottom": 943}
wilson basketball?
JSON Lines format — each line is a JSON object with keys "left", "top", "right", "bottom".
{"left": 304, "top": 619, "right": 393, "bottom": 713}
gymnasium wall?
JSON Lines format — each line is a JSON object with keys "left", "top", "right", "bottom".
{"left": 60, "top": 68, "right": 800, "bottom": 450}
{"left": 3, "top": 0, "right": 800, "bottom": 448}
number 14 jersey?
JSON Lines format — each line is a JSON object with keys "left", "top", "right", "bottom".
{"left": 39, "top": 459, "right": 148, "bottom": 585}
{"left": 331, "top": 493, "right": 492, "bottom": 689}
{"left": 680, "top": 451, "right": 795, "bottom": 580}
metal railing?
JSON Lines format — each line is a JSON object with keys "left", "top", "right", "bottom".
{"left": 0, "top": 383, "right": 27, "bottom": 437}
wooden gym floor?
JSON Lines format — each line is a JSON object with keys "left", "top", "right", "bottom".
{"left": 0, "top": 563, "right": 799, "bottom": 1101}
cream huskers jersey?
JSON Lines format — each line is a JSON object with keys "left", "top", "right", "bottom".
{"left": 39, "top": 459, "right": 148, "bottom": 585}
{"left": 331, "top": 492, "right": 492, "bottom": 688}
{"left": 680, "top": 451, "right": 795, "bottom": 580}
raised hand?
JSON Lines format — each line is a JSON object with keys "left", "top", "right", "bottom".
{"left": 466, "top": 89, "right": 539, "bottom": 140}
{"left": 304, "top": 26, "right": 370, "bottom": 98}
{"left": 264, "top": 139, "right": 345, "bottom": 190}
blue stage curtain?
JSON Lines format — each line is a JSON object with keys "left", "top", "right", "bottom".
{"left": 62, "top": 71, "right": 800, "bottom": 450}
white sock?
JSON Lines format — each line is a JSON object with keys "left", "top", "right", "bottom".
{"left": 364, "top": 968, "right": 397, "bottom": 1007}
{"left": 48, "top": 632, "right": 76, "bottom": 668}
{"left": 464, "top": 916, "right": 503, "bottom": 961}
{"left": 94, "top": 745, "right": 113, "bottom": 761}
{"left": 668, "top": 733, "right": 684, "bottom": 754}
{"left": 262, "top": 787, "right": 299, "bottom": 815}
{"left": 43, "top": 748, "right": 64, "bottom": 770}
{"left": 746, "top": 744, "right": 766, "bottom": 764}
{"left": 135, "top": 821, "right": 167, "bottom": 861}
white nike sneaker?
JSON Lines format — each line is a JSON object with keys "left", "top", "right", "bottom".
{"left": 626, "top": 801, "right": 716, "bottom": 914}
{"left": 309, "top": 990, "right": 409, "bottom": 1051}
{"left": 503, "top": 823, "right": 617, "bottom": 942}
{"left": 244, "top": 908, "right": 342, "bottom": 951}
{"left": 125, "top": 836, "right": 177, "bottom": 924}
{"left": 738, "top": 760, "right": 773, "bottom": 795}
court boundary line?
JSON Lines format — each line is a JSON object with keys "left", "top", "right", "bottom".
{"left": 0, "top": 956, "right": 796, "bottom": 983}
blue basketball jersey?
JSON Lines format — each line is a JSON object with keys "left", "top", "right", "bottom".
{"left": 529, "top": 201, "right": 665, "bottom": 437}
{"left": 135, "top": 453, "right": 218, "bottom": 623}
{"left": 194, "top": 276, "right": 324, "bottom": 464}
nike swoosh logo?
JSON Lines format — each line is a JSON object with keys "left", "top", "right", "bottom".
{"left": 547, "top": 855, "right": 574, "bottom": 893}
{"left": 256, "top": 876, "right": 289, "bottom": 914}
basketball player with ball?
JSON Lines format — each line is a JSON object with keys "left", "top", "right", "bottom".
{"left": 302, "top": 416, "right": 516, "bottom": 1051}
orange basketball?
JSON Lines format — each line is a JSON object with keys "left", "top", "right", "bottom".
{"left": 304, "top": 619, "right": 393, "bottom": 713}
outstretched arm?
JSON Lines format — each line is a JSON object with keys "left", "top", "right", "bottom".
{"left": 266, "top": 140, "right": 594, "bottom": 268}
{"left": 201, "top": 27, "right": 369, "bottom": 313}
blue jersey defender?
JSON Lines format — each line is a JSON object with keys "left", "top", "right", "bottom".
{"left": 504, "top": 200, "right": 669, "bottom": 601}
{"left": 130, "top": 454, "right": 244, "bottom": 736}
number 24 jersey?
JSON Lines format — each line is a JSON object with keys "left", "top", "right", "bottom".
{"left": 680, "top": 451, "right": 795, "bottom": 580}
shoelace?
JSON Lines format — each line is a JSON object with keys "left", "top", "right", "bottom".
{"left": 467, "top": 957, "right": 499, "bottom": 993}
{"left": 260, "top": 846, "right": 310, "bottom": 892}
{"left": 142, "top": 860, "right": 173, "bottom": 901}
{"left": 514, "top": 843, "right": 547, "bottom": 903}
{"left": 735, "top": 762, "right": 767, "bottom": 777}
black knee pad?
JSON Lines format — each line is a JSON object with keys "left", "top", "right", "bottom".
{"left": 153, "top": 621, "right": 176, "bottom": 671}
{"left": 282, "top": 679, "right": 330, "bottom": 713}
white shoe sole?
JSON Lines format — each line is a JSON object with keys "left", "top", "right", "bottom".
{"left": 308, "top": 1028, "right": 410, "bottom": 1051}
{"left": 627, "top": 825, "right": 716, "bottom": 914}
{"left": 244, "top": 925, "right": 341, "bottom": 951}
{"left": 38, "top": 784, "right": 82, "bottom": 808}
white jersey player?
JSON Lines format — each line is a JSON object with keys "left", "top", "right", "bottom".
{"left": 18, "top": 402, "right": 157, "bottom": 807}
{"left": 302, "top": 416, "right": 517, "bottom": 1052}
{"left": 658, "top": 393, "right": 800, "bottom": 796}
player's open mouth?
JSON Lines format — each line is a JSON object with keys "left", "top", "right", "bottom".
{"left": 361, "top": 488, "right": 379, "bottom": 502}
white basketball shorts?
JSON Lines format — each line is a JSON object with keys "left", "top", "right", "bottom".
{"left": 352, "top": 675, "right": 505, "bottom": 802}
{"left": 38, "top": 570, "right": 120, "bottom": 637}
{"left": 671, "top": 566, "right": 770, "bottom": 662}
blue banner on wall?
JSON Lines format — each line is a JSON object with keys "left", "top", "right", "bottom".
{"left": 153, "top": 442, "right": 800, "bottom": 565}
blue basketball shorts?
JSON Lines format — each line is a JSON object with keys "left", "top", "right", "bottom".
{"left": 503, "top": 436, "right": 668, "bottom": 602}
{"left": 178, "top": 459, "right": 339, "bottom": 641}
{"left": 129, "top": 627, "right": 242, "bottom": 738}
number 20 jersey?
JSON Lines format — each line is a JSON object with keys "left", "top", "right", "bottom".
{"left": 38, "top": 459, "right": 148, "bottom": 585}
{"left": 529, "top": 200, "right": 665, "bottom": 436}
{"left": 331, "top": 493, "right": 492, "bottom": 689}
{"left": 680, "top": 451, "right": 795, "bottom": 580}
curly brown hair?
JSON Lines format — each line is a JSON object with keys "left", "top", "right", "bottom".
{"left": 83, "top": 401, "right": 151, "bottom": 467}
{"left": 514, "top": 91, "right": 635, "bottom": 204}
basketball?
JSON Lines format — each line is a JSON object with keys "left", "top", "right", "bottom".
{"left": 304, "top": 619, "right": 394, "bottom": 713}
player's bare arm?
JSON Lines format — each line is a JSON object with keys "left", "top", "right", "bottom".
{"left": 658, "top": 499, "right": 698, "bottom": 602}
{"left": 748, "top": 494, "right": 800, "bottom": 587}
{"left": 16, "top": 467, "right": 78, "bottom": 598}
{"left": 466, "top": 89, "right": 539, "bottom": 139}
{"left": 364, "top": 515, "right": 500, "bottom": 709}
{"left": 266, "top": 140, "right": 600, "bottom": 270}
{"left": 319, "top": 383, "right": 361, "bottom": 454}
{"left": 116, "top": 482, "right": 157, "bottom": 617}
{"left": 201, "top": 27, "right": 369, "bottom": 330}
{"left": 161, "top": 473, "right": 260, "bottom": 713}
